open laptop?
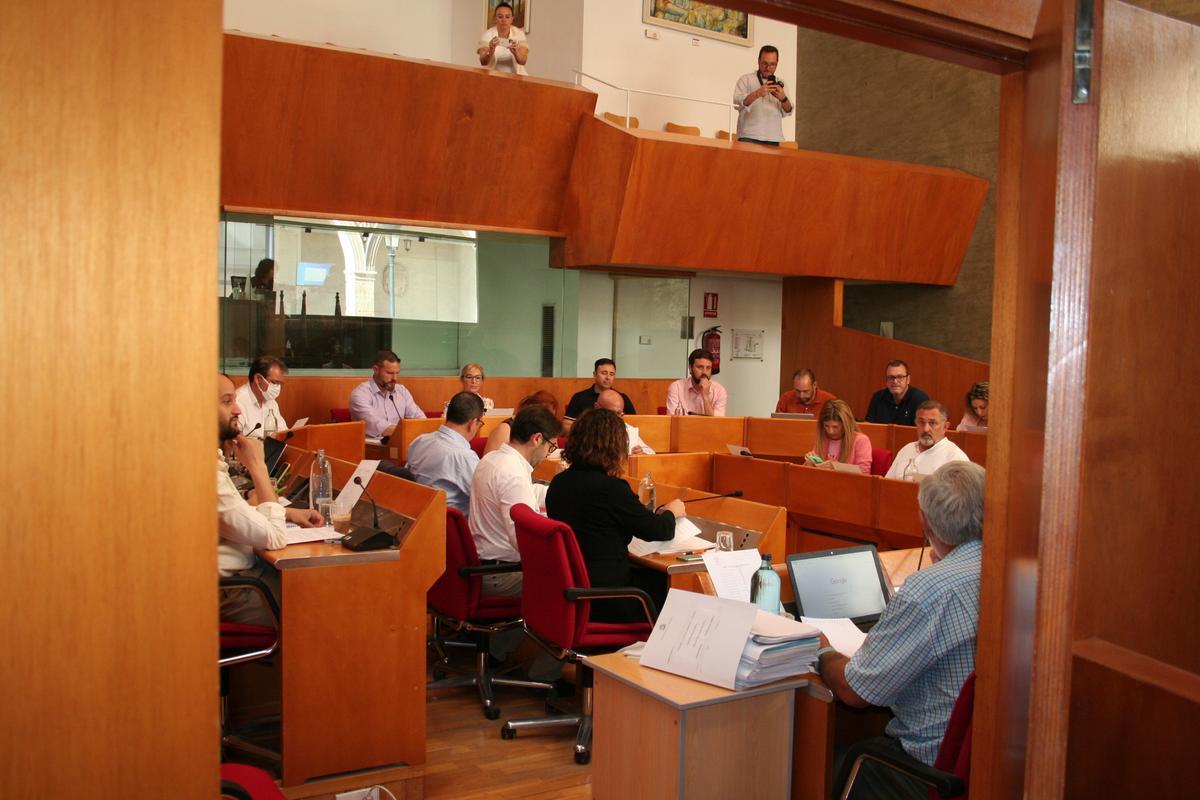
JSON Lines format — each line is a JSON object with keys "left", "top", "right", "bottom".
{"left": 771, "top": 412, "right": 816, "bottom": 420}
{"left": 785, "top": 545, "right": 893, "bottom": 630}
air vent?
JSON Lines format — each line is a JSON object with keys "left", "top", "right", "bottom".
{"left": 541, "top": 305, "right": 556, "bottom": 377}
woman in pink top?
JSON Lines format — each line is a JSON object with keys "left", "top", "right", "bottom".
{"left": 957, "top": 381, "right": 989, "bottom": 430}
{"left": 806, "top": 399, "right": 872, "bottom": 474}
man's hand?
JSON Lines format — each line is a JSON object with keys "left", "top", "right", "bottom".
{"left": 382, "top": 423, "right": 397, "bottom": 437}
{"left": 696, "top": 375, "right": 712, "bottom": 396}
{"left": 230, "top": 434, "right": 268, "bottom": 474}
{"left": 632, "top": 445, "right": 646, "bottom": 455}
{"left": 286, "top": 508, "right": 325, "bottom": 528}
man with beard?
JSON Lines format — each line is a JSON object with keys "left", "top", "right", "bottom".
{"left": 885, "top": 401, "right": 969, "bottom": 481}
{"left": 217, "top": 373, "right": 323, "bottom": 624}
{"left": 565, "top": 358, "right": 636, "bottom": 419}
{"left": 349, "top": 349, "right": 426, "bottom": 439}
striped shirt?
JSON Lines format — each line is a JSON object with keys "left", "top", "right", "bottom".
{"left": 844, "top": 539, "right": 982, "bottom": 764}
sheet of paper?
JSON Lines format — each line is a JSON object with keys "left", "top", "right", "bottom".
{"left": 337, "top": 459, "right": 381, "bottom": 508}
{"left": 829, "top": 460, "right": 862, "bottom": 474}
{"left": 627, "top": 517, "right": 717, "bottom": 557}
{"left": 291, "top": 417, "right": 309, "bottom": 429}
{"left": 751, "top": 610, "right": 820, "bottom": 641}
{"left": 285, "top": 524, "right": 338, "bottom": 545}
{"left": 701, "top": 549, "right": 763, "bottom": 602}
{"left": 640, "top": 589, "right": 758, "bottom": 690}
{"left": 801, "top": 616, "right": 868, "bottom": 657}
{"left": 725, "top": 443, "right": 752, "bottom": 457}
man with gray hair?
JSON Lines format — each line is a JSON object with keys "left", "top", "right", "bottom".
{"left": 885, "top": 400, "right": 969, "bottom": 481}
{"left": 816, "top": 461, "right": 986, "bottom": 797}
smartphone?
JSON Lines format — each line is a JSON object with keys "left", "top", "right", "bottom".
{"left": 805, "top": 453, "right": 824, "bottom": 465}
{"left": 676, "top": 553, "right": 705, "bottom": 562}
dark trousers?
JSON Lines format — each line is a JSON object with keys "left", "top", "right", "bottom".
{"left": 834, "top": 736, "right": 931, "bottom": 800}
{"left": 737, "top": 137, "right": 781, "bottom": 146}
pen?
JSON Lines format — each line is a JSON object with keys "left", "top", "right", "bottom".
{"left": 677, "top": 549, "right": 702, "bottom": 556}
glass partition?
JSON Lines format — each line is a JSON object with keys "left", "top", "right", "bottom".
{"left": 218, "top": 214, "right": 690, "bottom": 378}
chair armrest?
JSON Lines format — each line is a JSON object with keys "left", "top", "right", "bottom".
{"left": 219, "top": 575, "right": 281, "bottom": 626}
{"left": 564, "top": 587, "right": 658, "bottom": 623}
{"left": 841, "top": 739, "right": 964, "bottom": 798}
{"left": 458, "top": 562, "right": 523, "bottom": 577}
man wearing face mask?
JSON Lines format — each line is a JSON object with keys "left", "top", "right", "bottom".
{"left": 235, "top": 355, "right": 288, "bottom": 437}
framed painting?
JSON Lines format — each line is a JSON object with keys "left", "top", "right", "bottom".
{"left": 642, "top": 1, "right": 753, "bottom": 47}
{"left": 484, "top": 0, "right": 530, "bottom": 33}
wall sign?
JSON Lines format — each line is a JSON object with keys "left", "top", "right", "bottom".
{"left": 703, "top": 292, "right": 719, "bottom": 318}
{"left": 731, "top": 329, "right": 764, "bottom": 360}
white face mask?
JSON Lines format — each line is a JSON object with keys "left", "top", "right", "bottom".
{"left": 258, "top": 376, "right": 281, "bottom": 403}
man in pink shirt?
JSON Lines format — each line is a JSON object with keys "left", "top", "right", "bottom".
{"left": 666, "top": 348, "right": 728, "bottom": 416}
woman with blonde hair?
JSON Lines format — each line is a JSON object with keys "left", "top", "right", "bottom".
{"left": 806, "top": 399, "right": 872, "bottom": 474}
{"left": 447, "top": 363, "right": 493, "bottom": 416}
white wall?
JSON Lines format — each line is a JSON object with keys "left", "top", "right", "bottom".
{"left": 225, "top": 0, "right": 452, "bottom": 60}
{"left": 580, "top": 0, "right": 797, "bottom": 139}
{"left": 450, "top": 0, "right": 585, "bottom": 84}
{"left": 687, "top": 274, "right": 783, "bottom": 416}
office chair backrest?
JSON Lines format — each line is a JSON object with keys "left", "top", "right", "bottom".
{"left": 330, "top": 407, "right": 351, "bottom": 423}
{"left": 510, "top": 503, "right": 591, "bottom": 649}
{"left": 871, "top": 448, "right": 894, "bottom": 476}
{"left": 427, "top": 507, "right": 482, "bottom": 620}
{"left": 932, "top": 671, "right": 976, "bottom": 795}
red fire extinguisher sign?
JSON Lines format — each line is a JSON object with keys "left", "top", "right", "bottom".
{"left": 703, "top": 292, "right": 719, "bottom": 318}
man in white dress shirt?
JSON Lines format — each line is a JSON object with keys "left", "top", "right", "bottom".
{"left": 733, "top": 45, "right": 793, "bottom": 145}
{"left": 349, "top": 349, "right": 426, "bottom": 439}
{"left": 885, "top": 401, "right": 970, "bottom": 481}
{"left": 217, "top": 374, "right": 322, "bottom": 624}
{"left": 233, "top": 356, "right": 288, "bottom": 438}
{"left": 595, "top": 389, "right": 655, "bottom": 455}
{"left": 468, "top": 404, "right": 562, "bottom": 596}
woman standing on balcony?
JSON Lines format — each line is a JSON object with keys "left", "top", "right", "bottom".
{"left": 478, "top": 2, "right": 528, "bottom": 76}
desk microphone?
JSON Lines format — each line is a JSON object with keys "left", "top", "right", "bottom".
{"left": 654, "top": 490, "right": 742, "bottom": 512}
{"left": 239, "top": 422, "right": 263, "bottom": 437}
{"left": 342, "top": 476, "right": 392, "bottom": 551}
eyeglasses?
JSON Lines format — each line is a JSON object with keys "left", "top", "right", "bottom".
{"left": 885, "top": 374, "right": 909, "bottom": 382}
{"left": 545, "top": 438, "right": 558, "bottom": 454}
{"left": 462, "top": 374, "right": 484, "bottom": 382}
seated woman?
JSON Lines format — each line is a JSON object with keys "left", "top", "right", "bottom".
{"left": 546, "top": 409, "right": 687, "bottom": 622}
{"left": 444, "top": 362, "right": 494, "bottom": 417}
{"left": 483, "top": 390, "right": 559, "bottom": 456}
{"left": 958, "top": 381, "right": 989, "bottom": 430}
{"left": 806, "top": 399, "right": 872, "bottom": 474}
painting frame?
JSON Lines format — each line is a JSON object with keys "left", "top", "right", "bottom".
{"left": 642, "top": 1, "right": 754, "bottom": 47}
{"left": 484, "top": 0, "right": 531, "bottom": 34}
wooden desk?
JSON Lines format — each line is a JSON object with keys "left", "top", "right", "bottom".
{"left": 626, "top": 452, "right": 714, "bottom": 492}
{"left": 260, "top": 449, "right": 444, "bottom": 793}
{"left": 365, "top": 416, "right": 509, "bottom": 464}
{"left": 669, "top": 415, "right": 746, "bottom": 453}
{"left": 744, "top": 417, "right": 817, "bottom": 455}
{"left": 281, "top": 420, "right": 365, "bottom": 464}
{"left": 588, "top": 652, "right": 804, "bottom": 799}
{"left": 625, "top": 414, "right": 671, "bottom": 454}
{"left": 786, "top": 463, "right": 876, "bottom": 543}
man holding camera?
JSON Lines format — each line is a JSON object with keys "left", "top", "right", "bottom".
{"left": 733, "top": 45, "right": 793, "bottom": 146}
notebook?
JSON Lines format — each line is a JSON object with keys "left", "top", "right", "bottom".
{"left": 785, "top": 545, "right": 893, "bottom": 629}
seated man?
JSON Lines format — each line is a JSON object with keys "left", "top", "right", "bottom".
{"left": 217, "top": 374, "right": 322, "bottom": 625}
{"left": 349, "top": 349, "right": 426, "bottom": 439}
{"left": 818, "top": 461, "right": 986, "bottom": 799}
{"left": 866, "top": 360, "right": 930, "bottom": 426}
{"left": 885, "top": 401, "right": 969, "bottom": 481}
{"left": 467, "top": 404, "right": 562, "bottom": 596}
{"left": 595, "top": 388, "right": 654, "bottom": 455}
{"left": 565, "top": 358, "right": 636, "bottom": 419}
{"left": 775, "top": 367, "right": 836, "bottom": 414}
{"left": 405, "top": 392, "right": 484, "bottom": 517}
{"left": 234, "top": 355, "right": 289, "bottom": 436}
{"left": 666, "top": 348, "right": 728, "bottom": 416}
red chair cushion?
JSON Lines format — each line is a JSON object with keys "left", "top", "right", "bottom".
{"left": 219, "top": 622, "right": 276, "bottom": 651}
{"left": 220, "top": 763, "right": 286, "bottom": 799}
{"left": 469, "top": 436, "right": 488, "bottom": 457}
{"left": 330, "top": 407, "right": 351, "bottom": 423}
{"left": 870, "top": 447, "right": 894, "bottom": 476}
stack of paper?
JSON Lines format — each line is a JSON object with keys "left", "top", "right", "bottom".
{"left": 734, "top": 611, "right": 821, "bottom": 689}
{"left": 627, "top": 517, "right": 716, "bottom": 557}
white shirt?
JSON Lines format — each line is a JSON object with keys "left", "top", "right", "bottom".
{"left": 217, "top": 452, "right": 288, "bottom": 575}
{"left": 468, "top": 443, "right": 548, "bottom": 562}
{"left": 479, "top": 26, "right": 528, "bottom": 75}
{"left": 235, "top": 382, "right": 287, "bottom": 437}
{"left": 885, "top": 437, "right": 970, "bottom": 480}
{"left": 734, "top": 71, "right": 792, "bottom": 143}
{"left": 626, "top": 423, "right": 655, "bottom": 455}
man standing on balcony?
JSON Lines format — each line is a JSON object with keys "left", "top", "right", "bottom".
{"left": 734, "top": 45, "right": 793, "bottom": 146}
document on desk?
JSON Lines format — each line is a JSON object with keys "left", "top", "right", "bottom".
{"left": 285, "top": 524, "right": 337, "bottom": 545}
{"left": 640, "top": 589, "right": 758, "bottom": 690}
{"left": 701, "top": 549, "right": 763, "bottom": 602}
{"left": 627, "top": 517, "right": 717, "bottom": 557}
{"left": 290, "top": 417, "right": 309, "bottom": 430}
{"left": 800, "top": 616, "right": 868, "bottom": 657}
{"left": 337, "top": 459, "right": 381, "bottom": 507}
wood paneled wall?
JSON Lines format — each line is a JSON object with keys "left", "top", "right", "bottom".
{"left": 1, "top": 1, "right": 221, "bottom": 796}
{"left": 779, "top": 278, "right": 989, "bottom": 425}
{"left": 559, "top": 116, "right": 988, "bottom": 282}
{"left": 221, "top": 33, "right": 596, "bottom": 234}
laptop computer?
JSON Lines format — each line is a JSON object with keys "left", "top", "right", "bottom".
{"left": 785, "top": 545, "right": 893, "bottom": 630}
{"left": 771, "top": 412, "right": 815, "bottom": 420}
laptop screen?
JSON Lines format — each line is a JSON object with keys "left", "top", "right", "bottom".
{"left": 786, "top": 546, "right": 891, "bottom": 622}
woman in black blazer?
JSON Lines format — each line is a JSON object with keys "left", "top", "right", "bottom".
{"left": 546, "top": 409, "right": 687, "bottom": 622}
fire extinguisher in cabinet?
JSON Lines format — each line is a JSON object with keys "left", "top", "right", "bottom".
{"left": 700, "top": 326, "right": 722, "bottom": 375}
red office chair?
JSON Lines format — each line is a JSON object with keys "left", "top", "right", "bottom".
{"left": 423, "top": 409, "right": 443, "bottom": 419}
{"left": 219, "top": 763, "right": 286, "bottom": 799}
{"left": 469, "top": 436, "right": 488, "bottom": 458}
{"left": 870, "top": 448, "right": 895, "bottom": 477}
{"left": 656, "top": 406, "right": 668, "bottom": 415}
{"left": 500, "top": 504, "right": 656, "bottom": 764}
{"left": 427, "top": 508, "right": 552, "bottom": 719}
{"left": 219, "top": 576, "right": 281, "bottom": 764}
{"left": 835, "top": 671, "right": 976, "bottom": 799}
{"left": 330, "top": 407, "right": 351, "bottom": 423}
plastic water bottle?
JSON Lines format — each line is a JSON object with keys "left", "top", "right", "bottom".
{"left": 902, "top": 459, "right": 917, "bottom": 481}
{"left": 751, "top": 554, "right": 782, "bottom": 615}
{"left": 309, "top": 448, "right": 333, "bottom": 524}
{"left": 638, "top": 471, "right": 656, "bottom": 511}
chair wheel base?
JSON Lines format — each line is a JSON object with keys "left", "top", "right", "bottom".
{"left": 432, "top": 669, "right": 447, "bottom": 681}
{"left": 500, "top": 727, "right": 516, "bottom": 739}
{"left": 574, "top": 751, "right": 590, "bottom": 765}
{"left": 484, "top": 706, "right": 501, "bottom": 720}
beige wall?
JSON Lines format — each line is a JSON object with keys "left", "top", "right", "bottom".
{"left": 793, "top": 28, "right": 999, "bottom": 362}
